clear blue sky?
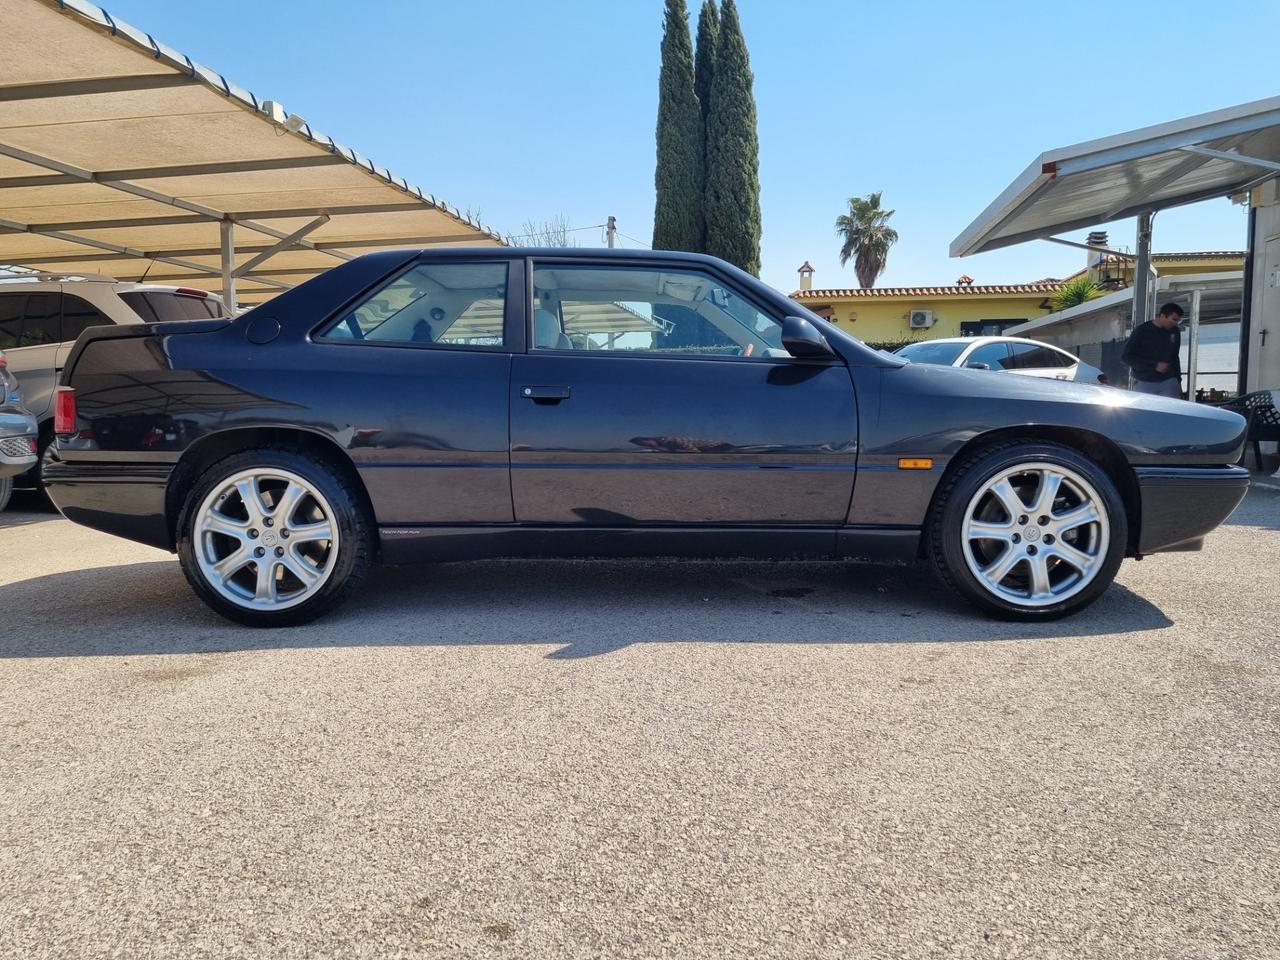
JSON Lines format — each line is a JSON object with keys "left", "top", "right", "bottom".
{"left": 100, "top": 0, "right": 1280, "bottom": 292}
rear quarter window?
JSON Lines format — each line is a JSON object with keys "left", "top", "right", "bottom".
{"left": 120, "top": 291, "right": 221, "bottom": 322}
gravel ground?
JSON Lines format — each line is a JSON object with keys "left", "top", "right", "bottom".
{"left": 1, "top": 488, "right": 1277, "bottom": 960}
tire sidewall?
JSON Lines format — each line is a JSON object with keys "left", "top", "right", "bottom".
{"left": 936, "top": 443, "right": 1127, "bottom": 620}
{"left": 176, "top": 448, "right": 368, "bottom": 627}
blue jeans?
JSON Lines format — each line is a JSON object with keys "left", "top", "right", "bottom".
{"left": 1130, "top": 378, "right": 1182, "bottom": 399}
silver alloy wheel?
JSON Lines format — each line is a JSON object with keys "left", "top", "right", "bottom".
{"left": 193, "top": 467, "right": 339, "bottom": 611}
{"left": 960, "top": 461, "right": 1110, "bottom": 609}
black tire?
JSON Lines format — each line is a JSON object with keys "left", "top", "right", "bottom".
{"left": 176, "top": 447, "right": 374, "bottom": 627}
{"left": 16, "top": 425, "right": 54, "bottom": 501}
{"left": 928, "top": 441, "right": 1128, "bottom": 621}
{"left": 0, "top": 474, "right": 11, "bottom": 512}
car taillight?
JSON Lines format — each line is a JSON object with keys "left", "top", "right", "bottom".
{"left": 54, "top": 387, "right": 77, "bottom": 435}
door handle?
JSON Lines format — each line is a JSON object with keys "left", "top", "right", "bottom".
{"left": 521, "top": 385, "right": 571, "bottom": 404}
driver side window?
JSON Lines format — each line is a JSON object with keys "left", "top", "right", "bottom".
{"left": 530, "top": 264, "right": 785, "bottom": 359}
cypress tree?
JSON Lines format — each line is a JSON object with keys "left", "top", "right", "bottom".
{"left": 652, "top": 0, "right": 703, "bottom": 252}
{"left": 704, "top": 0, "right": 760, "bottom": 275}
{"left": 693, "top": 0, "right": 719, "bottom": 251}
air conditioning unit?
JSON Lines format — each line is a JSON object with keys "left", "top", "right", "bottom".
{"left": 909, "top": 309, "right": 935, "bottom": 329}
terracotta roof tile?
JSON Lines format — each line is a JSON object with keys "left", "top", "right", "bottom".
{"left": 791, "top": 281, "right": 1063, "bottom": 299}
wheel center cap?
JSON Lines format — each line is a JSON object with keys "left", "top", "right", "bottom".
{"left": 1023, "top": 525, "right": 1041, "bottom": 542}
{"left": 262, "top": 532, "right": 278, "bottom": 547}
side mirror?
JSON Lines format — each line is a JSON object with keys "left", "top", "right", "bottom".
{"left": 966, "top": 361, "right": 991, "bottom": 370}
{"left": 781, "top": 316, "right": 834, "bottom": 360}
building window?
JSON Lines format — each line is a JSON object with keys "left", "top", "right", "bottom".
{"left": 961, "top": 319, "right": 1027, "bottom": 337}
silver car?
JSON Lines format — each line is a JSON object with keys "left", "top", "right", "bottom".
{"left": 895, "top": 336, "right": 1110, "bottom": 385}
{"left": 0, "top": 351, "right": 38, "bottom": 511}
{"left": 0, "top": 273, "right": 228, "bottom": 489}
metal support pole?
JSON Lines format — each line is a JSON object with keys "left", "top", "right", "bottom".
{"left": 220, "top": 219, "right": 237, "bottom": 315}
{"left": 1132, "top": 212, "right": 1153, "bottom": 331}
{"left": 1187, "top": 287, "right": 1201, "bottom": 399}
{"left": 606, "top": 215, "right": 616, "bottom": 248}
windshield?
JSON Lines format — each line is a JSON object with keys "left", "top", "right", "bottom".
{"left": 895, "top": 341, "right": 967, "bottom": 366}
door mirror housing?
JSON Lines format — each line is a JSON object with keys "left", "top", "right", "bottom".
{"left": 781, "top": 316, "right": 835, "bottom": 360}
{"left": 966, "top": 361, "right": 991, "bottom": 370}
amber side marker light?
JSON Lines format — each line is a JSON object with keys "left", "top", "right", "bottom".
{"left": 897, "top": 458, "right": 934, "bottom": 470}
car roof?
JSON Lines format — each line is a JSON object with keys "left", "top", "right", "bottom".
{"left": 905, "top": 336, "right": 1069, "bottom": 349}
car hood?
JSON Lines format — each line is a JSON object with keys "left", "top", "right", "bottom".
{"left": 883, "top": 362, "right": 1247, "bottom": 465}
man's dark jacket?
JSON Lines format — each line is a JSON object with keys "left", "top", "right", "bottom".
{"left": 1122, "top": 320, "right": 1181, "bottom": 382}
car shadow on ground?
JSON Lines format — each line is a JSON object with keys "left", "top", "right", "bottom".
{"left": 0, "top": 498, "right": 59, "bottom": 529}
{"left": 1, "top": 555, "right": 1172, "bottom": 659}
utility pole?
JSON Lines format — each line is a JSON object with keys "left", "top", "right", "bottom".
{"left": 606, "top": 215, "right": 616, "bottom": 248}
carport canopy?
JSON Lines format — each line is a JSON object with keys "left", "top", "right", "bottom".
{"left": 0, "top": 0, "right": 503, "bottom": 310}
{"left": 951, "top": 95, "right": 1280, "bottom": 258}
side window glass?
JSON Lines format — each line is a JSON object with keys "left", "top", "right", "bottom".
{"left": 320, "top": 262, "right": 507, "bottom": 347}
{"left": 0, "top": 295, "right": 24, "bottom": 350}
{"left": 62, "top": 294, "right": 114, "bottom": 341}
{"left": 1006, "top": 342, "right": 1065, "bottom": 369}
{"left": 967, "top": 343, "right": 1011, "bottom": 370}
{"left": 19, "top": 293, "right": 59, "bottom": 346}
{"left": 530, "top": 264, "right": 784, "bottom": 358}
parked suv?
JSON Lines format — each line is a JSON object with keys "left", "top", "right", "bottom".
{"left": 0, "top": 350, "right": 38, "bottom": 511}
{"left": 0, "top": 274, "right": 228, "bottom": 488}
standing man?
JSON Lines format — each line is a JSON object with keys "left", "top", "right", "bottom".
{"left": 1122, "top": 302, "right": 1184, "bottom": 398}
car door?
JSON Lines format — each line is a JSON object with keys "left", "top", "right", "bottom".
{"left": 509, "top": 259, "right": 858, "bottom": 526}
{"left": 0, "top": 290, "right": 61, "bottom": 419}
{"left": 1005, "top": 341, "right": 1076, "bottom": 380}
{"left": 309, "top": 256, "right": 517, "bottom": 525}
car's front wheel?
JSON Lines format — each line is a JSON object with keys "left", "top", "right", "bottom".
{"left": 929, "top": 442, "right": 1127, "bottom": 620}
{"left": 176, "top": 448, "right": 373, "bottom": 627}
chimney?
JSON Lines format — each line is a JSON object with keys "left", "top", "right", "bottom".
{"left": 1085, "top": 230, "right": 1108, "bottom": 283}
{"left": 797, "top": 260, "right": 815, "bottom": 291}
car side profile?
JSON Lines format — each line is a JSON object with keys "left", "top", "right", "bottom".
{"left": 0, "top": 274, "right": 228, "bottom": 490}
{"left": 896, "top": 335, "right": 1109, "bottom": 384}
{"left": 46, "top": 249, "right": 1248, "bottom": 627}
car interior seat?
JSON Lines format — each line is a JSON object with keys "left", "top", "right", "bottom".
{"left": 533, "top": 307, "right": 572, "bottom": 350}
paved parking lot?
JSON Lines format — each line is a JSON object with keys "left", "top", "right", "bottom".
{"left": 2, "top": 488, "right": 1278, "bottom": 959}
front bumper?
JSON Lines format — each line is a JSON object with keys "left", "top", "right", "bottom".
{"left": 0, "top": 409, "right": 38, "bottom": 479}
{"left": 1134, "top": 465, "right": 1250, "bottom": 554}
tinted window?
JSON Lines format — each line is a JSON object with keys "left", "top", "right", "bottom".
{"left": 62, "top": 294, "right": 114, "bottom": 341}
{"left": 530, "top": 264, "right": 784, "bottom": 358}
{"left": 0, "top": 294, "right": 23, "bottom": 350}
{"left": 966, "top": 342, "right": 1012, "bottom": 370}
{"left": 1006, "top": 342, "right": 1074, "bottom": 369}
{"left": 18, "top": 293, "right": 59, "bottom": 346}
{"left": 320, "top": 262, "right": 508, "bottom": 347}
{"left": 895, "top": 341, "right": 967, "bottom": 366}
{"left": 120, "top": 291, "right": 221, "bottom": 323}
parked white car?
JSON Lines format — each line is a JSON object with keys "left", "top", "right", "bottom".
{"left": 0, "top": 273, "right": 228, "bottom": 489}
{"left": 895, "top": 336, "right": 1109, "bottom": 385}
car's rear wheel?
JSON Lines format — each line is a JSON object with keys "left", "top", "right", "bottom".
{"left": 176, "top": 448, "right": 372, "bottom": 627}
{"left": 929, "top": 442, "right": 1127, "bottom": 620}
{"left": 0, "top": 474, "right": 12, "bottom": 512}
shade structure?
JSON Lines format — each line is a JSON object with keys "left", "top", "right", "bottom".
{"left": 951, "top": 96, "right": 1280, "bottom": 257}
{"left": 0, "top": 0, "right": 503, "bottom": 308}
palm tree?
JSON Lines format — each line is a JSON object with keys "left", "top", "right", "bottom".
{"left": 1049, "top": 275, "right": 1103, "bottom": 311}
{"left": 835, "top": 192, "right": 898, "bottom": 288}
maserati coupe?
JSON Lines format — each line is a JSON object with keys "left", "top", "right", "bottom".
{"left": 45, "top": 249, "right": 1249, "bottom": 626}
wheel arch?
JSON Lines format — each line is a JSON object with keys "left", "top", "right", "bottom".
{"left": 165, "top": 426, "right": 376, "bottom": 551}
{"left": 924, "top": 425, "right": 1141, "bottom": 557}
